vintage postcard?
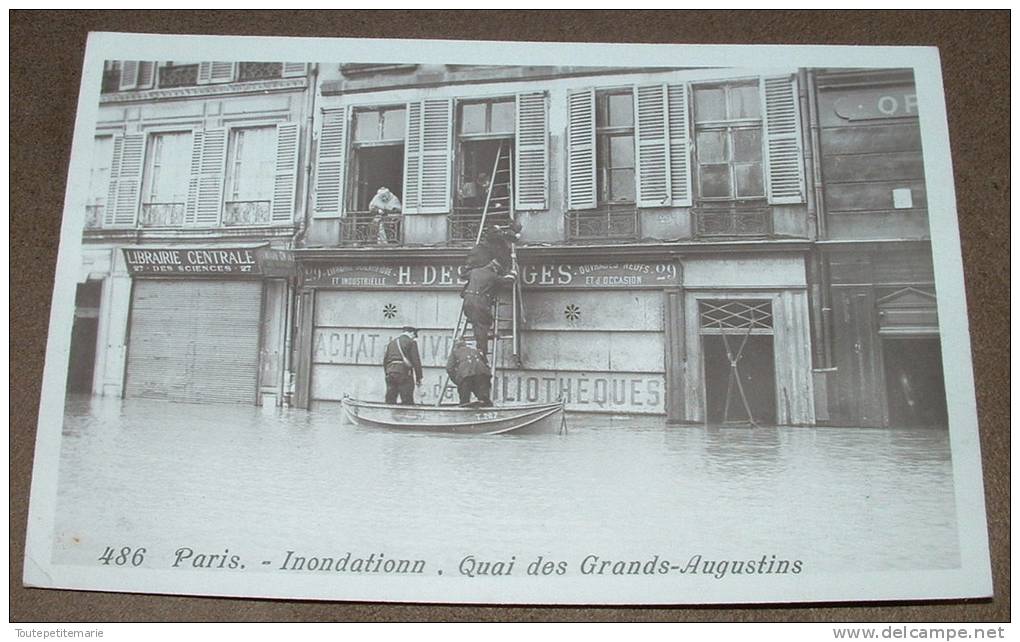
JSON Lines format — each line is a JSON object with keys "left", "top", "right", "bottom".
{"left": 23, "top": 32, "right": 992, "bottom": 605}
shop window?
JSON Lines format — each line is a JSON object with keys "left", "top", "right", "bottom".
{"left": 222, "top": 126, "right": 276, "bottom": 226}
{"left": 347, "top": 107, "right": 406, "bottom": 212}
{"left": 139, "top": 131, "right": 193, "bottom": 227}
{"left": 85, "top": 135, "right": 113, "bottom": 229}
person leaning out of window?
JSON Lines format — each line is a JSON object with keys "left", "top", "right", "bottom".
{"left": 369, "top": 186, "right": 401, "bottom": 243}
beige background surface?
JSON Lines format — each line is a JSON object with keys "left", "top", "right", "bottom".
{"left": 9, "top": 10, "right": 1009, "bottom": 622}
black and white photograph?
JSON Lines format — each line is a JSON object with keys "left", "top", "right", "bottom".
{"left": 21, "top": 31, "right": 992, "bottom": 606}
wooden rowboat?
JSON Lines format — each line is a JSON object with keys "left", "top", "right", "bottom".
{"left": 341, "top": 397, "right": 566, "bottom": 435}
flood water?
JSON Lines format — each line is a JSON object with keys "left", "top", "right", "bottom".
{"left": 52, "top": 395, "right": 960, "bottom": 579}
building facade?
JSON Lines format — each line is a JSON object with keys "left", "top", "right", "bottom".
{"left": 68, "top": 61, "right": 945, "bottom": 427}
{"left": 71, "top": 60, "right": 311, "bottom": 406}
{"left": 807, "top": 68, "right": 946, "bottom": 427}
{"left": 293, "top": 64, "right": 818, "bottom": 424}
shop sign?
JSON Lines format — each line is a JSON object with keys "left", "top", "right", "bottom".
{"left": 122, "top": 245, "right": 295, "bottom": 277}
{"left": 301, "top": 261, "right": 680, "bottom": 289}
{"left": 833, "top": 87, "right": 918, "bottom": 121}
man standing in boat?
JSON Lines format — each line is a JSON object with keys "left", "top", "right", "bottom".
{"left": 445, "top": 339, "right": 493, "bottom": 407}
{"left": 382, "top": 326, "right": 423, "bottom": 405}
{"left": 461, "top": 259, "right": 516, "bottom": 361}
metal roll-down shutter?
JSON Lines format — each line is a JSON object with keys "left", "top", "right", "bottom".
{"left": 125, "top": 279, "right": 262, "bottom": 404}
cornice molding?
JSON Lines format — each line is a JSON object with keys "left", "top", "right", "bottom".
{"left": 99, "top": 78, "right": 308, "bottom": 104}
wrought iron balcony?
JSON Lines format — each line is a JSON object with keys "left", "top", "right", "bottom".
{"left": 564, "top": 206, "right": 639, "bottom": 241}
{"left": 157, "top": 64, "right": 200, "bottom": 89}
{"left": 139, "top": 202, "right": 186, "bottom": 227}
{"left": 694, "top": 205, "right": 772, "bottom": 238}
{"left": 339, "top": 213, "right": 404, "bottom": 246}
{"left": 223, "top": 200, "right": 272, "bottom": 226}
{"left": 448, "top": 208, "right": 514, "bottom": 243}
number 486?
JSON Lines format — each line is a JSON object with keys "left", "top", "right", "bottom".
{"left": 98, "top": 546, "right": 146, "bottom": 567}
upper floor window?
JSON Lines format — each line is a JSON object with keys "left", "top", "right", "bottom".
{"left": 101, "top": 61, "right": 307, "bottom": 93}
{"left": 595, "top": 89, "right": 636, "bottom": 205}
{"left": 223, "top": 126, "right": 276, "bottom": 226}
{"left": 692, "top": 82, "right": 764, "bottom": 202}
{"left": 348, "top": 107, "right": 406, "bottom": 212}
{"left": 140, "top": 131, "right": 192, "bottom": 227}
{"left": 84, "top": 135, "right": 113, "bottom": 229}
{"left": 455, "top": 98, "right": 515, "bottom": 213}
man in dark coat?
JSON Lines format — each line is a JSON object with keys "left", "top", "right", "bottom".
{"left": 460, "top": 221, "right": 522, "bottom": 279}
{"left": 445, "top": 339, "right": 492, "bottom": 406}
{"left": 382, "top": 326, "right": 423, "bottom": 405}
{"left": 461, "top": 260, "right": 516, "bottom": 359}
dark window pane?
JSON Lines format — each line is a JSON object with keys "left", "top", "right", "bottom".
{"left": 694, "top": 87, "right": 726, "bottom": 121}
{"left": 696, "top": 130, "right": 728, "bottom": 162}
{"left": 730, "top": 85, "right": 760, "bottom": 119}
{"left": 460, "top": 103, "right": 486, "bottom": 134}
{"left": 354, "top": 111, "right": 380, "bottom": 142}
{"left": 382, "top": 108, "right": 406, "bottom": 141}
{"left": 610, "top": 135, "right": 635, "bottom": 168}
{"left": 608, "top": 92, "right": 633, "bottom": 127}
{"left": 699, "top": 164, "right": 732, "bottom": 198}
{"left": 490, "top": 101, "right": 515, "bottom": 134}
{"left": 731, "top": 128, "right": 762, "bottom": 162}
{"left": 734, "top": 162, "right": 764, "bottom": 198}
{"left": 611, "top": 169, "right": 635, "bottom": 201}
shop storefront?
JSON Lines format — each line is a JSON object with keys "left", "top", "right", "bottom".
{"left": 823, "top": 244, "right": 945, "bottom": 427}
{"left": 293, "top": 248, "right": 815, "bottom": 424}
{"left": 121, "top": 244, "right": 294, "bottom": 406}
{"left": 293, "top": 256, "right": 680, "bottom": 415}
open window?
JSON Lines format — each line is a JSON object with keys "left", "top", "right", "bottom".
{"left": 455, "top": 98, "right": 515, "bottom": 209}
{"left": 347, "top": 106, "right": 406, "bottom": 212}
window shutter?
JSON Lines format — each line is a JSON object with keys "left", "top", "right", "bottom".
{"left": 419, "top": 98, "right": 453, "bottom": 214}
{"left": 281, "top": 62, "right": 308, "bottom": 78}
{"left": 184, "top": 128, "right": 226, "bottom": 226}
{"left": 313, "top": 107, "right": 347, "bottom": 218}
{"left": 106, "top": 133, "right": 144, "bottom": 227}
{"left": 118, "top": 61, "right": 139, "bottom": 91}
{"left": 567, "top": 88, "right": 596, "bottom": 211}
{"left": 402, "top": 102, "right": 422, "bottom": 214}
{"left": 198, "top": 62, "right": 237, "bottom": 85}
{"left": 185, "top": 131, "right": 203, "bottom": 225}
{"left": 667, "top": 83, "right": 692, "bottom": 207}
{"left": 635, "top": 84, "right": 671, "bottom": 207}
{"left": 514, "top": 91, "right": 548, "bottom": 211}
{"left": 271, "top": 122, "right": 300, "bottom": 224}
{"left": 136, "top": 62, "right": 156, "bottom": 89}
{"left": 762, "top": 75, "right": 806, "bottom": 204}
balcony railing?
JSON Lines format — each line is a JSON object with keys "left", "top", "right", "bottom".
{"left": 223, "top": 200, "right": 272, "bottom": 226}
{"left": 339, "top": 213, "right": 404, "bottom": 246}
{"left": 157, "top": 64, "right": 200, "bottom": 89}
{"left": 139, "top": 202, "right": 186, "bottom": 227}
{"left": 448, "top": 208, "right": 514, "bottom": 243}
{"left": 694, "top": 206, "right": 771, "bottom": 238}
{"left": 565, "top": 206, "right": 639, "bottom": 241}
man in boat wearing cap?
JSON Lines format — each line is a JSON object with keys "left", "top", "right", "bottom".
{"left": 445, "top": 339, "right": 493, "bottom": 407}
{"left": 461, "top": 259, "right": 516, "bottom": 361}
{"left": 382, "top": 326, "right": 423, "bottom": 405}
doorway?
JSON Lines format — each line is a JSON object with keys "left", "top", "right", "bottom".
{"left": 703, "top": 334, "right": 777, "bottom": 425}
{"left": 66, "top": 281, "right": 102, "bottom": 394}
{"left": 882, "top": 337, "right": 948, "bottom": 427}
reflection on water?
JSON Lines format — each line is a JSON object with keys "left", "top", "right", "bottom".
{"left": 53, "top": 395, "right": 960, "bottom": 574}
